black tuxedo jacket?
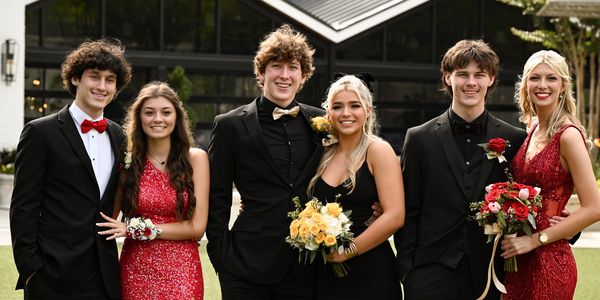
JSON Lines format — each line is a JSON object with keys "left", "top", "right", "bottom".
{"left": 10, "top": 105, "right": 124, "bottom": 298}
{"left": 207, "top": 98, "right": 324, "bottom": 284}
{"left": 394, "top": 109, "right": 526, "bottom": 296}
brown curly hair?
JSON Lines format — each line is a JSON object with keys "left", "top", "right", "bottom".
{"left": 440, "top": 39, "right": 499, "bottom": 97}
{"left": 61, "top": 39, "right": 132, "bottom": 96}
{"left": 121, "top": 82, "right": 196, "bottom": 221}
{"left": 253, "top": 24, "right": 315, "bottom": 88}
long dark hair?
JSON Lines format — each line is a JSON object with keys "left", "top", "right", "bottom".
{"left": 121, "top": 81, "right": 196, "bottom": 221}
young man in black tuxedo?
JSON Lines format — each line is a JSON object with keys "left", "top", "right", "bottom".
{"left": 206, "top": 24, "right": 324, "bottom": 300}
{"left": 10, "top": 39, "right": 132, "bottom": 300}
{"left": 393, "top": 40, "right": 527, "bottom": 300}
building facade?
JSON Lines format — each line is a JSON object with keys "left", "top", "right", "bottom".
{"left": 5, "top": 0, "right": 542, "bottom": 150}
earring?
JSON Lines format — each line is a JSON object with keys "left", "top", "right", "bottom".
{"left": 559, "top": 91, "right": 565, "bottom": 101}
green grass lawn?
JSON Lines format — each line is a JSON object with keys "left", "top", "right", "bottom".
{"left": 1, "top": 244, "right": 599, "bottom": 299}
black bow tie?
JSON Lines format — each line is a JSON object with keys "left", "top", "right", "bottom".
{"left": 451, "top": 121, "right": 483, "bottom": 135}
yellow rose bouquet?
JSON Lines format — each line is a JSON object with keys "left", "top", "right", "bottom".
{"left": 285, "top": 196, "right": 354, "bottom": 277}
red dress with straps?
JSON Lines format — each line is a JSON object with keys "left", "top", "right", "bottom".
{"left": 504, "top": 124, "right": 578, "bottom": 299}
{"left": 120, "top": 160, "right": 203, "bottom": 300}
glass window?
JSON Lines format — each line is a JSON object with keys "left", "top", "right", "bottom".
{"left": 220, "top": 0, "right": 273, "bottom": 55}
{"left": 24, "top": 96, "right": 72, "bottom": 122}
{"left": 337, "top": 29, "right": 383, "bottom": 61}
{"left": 164, "top": 0, "right": 217, "bottom": 53}
{"left": 26, "top": 7, "right": 40, "bottom": 47}
{"left": 435, "top": 0, "right": 481, "bottom": 63}
{"left": 484, "top": 1, "right": 542, "bottom": 69}
{"left": 106, "top": 0, "right": 160, "bottom": 51}
{"left": 387, "top": 6, "right": 432, "bottom": 63}
{"left": 25, "top": 68, "right": 64, "bottom": 91}
{"left": 218, "top": 75, "right": 262, "bottom": 97}
{"left": 487, "top": 84, "right": 517, "bottom": 106}
{"left": 42, "top": 0, "right": 101, "bottom": 48}
{"left": 377, "top": 81, "right": 447, "bottom": 104}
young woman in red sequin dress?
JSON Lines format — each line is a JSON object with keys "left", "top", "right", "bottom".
{"left": 501, "top": 50, "right": 600, "bottom": 299}
{"left": 98, "top": 82, "right": 208, "bottom": 300}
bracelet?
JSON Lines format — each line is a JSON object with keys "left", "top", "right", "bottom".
{"left": 344, "top": 241, "right": 359, "bottom": 260}
{"left": 126, "top": 217, "right": 161, "bottom": 240}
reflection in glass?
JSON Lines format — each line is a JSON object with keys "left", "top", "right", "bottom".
{"left": 378, "top": 81, "right": 446, "bottom": 104}
{"left": 24, "top": 97, "right": 72, "bottom": 121}
{"left": 26, "top": 8, "right": 40, "bottom": 47}
{"left": 337, "top": 30, "right": 383, "bottom": 61}
{"left": 221, "top": 0, "right": 272, "bottom": 54}
{"left": 106, "top": 0, "right": 160, "bottom": 51}
{"left": 435, "top": 0, "right": 480, "bottom": 63}
{"left": 387, "top": 7, "right": 432, "bottom": 63}
{"left": 218, "top": 76, "right": 261, "bottom": 97}
{"left": 42, "top": 0, "right": 100, "bottom": 48}
{"left": 164, "top": 0, "right": 216, "bottom": 53}
{"left": 484, "top": 1, "right": 541, "bottom": 68}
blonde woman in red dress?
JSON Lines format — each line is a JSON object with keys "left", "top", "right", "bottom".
{"left": 98, "top": 82, "right": 208, "bottom": 300}
{"left": 501, "top": 50, "right": 600, "bottom": 299}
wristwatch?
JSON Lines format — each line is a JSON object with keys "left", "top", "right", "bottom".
{"left": 538, "top": 231, "right": 549, "bottom": 246}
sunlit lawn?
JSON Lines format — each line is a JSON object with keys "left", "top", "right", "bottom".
{"left": 1, "top": 243, "right": 599, "bottom": 299}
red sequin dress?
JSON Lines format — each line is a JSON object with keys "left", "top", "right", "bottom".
{"left": 505, "top": 124, "right": 578, "bottom": 300}
{"left": 120, "top": 160, "right": 203, "bottom": 300}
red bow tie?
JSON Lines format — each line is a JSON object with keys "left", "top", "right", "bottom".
{"left": 81, "top": 119, "right": 108, "bottom": 133}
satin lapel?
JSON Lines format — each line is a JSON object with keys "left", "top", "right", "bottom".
{"left": 293, "top": 104, "right": 324, "bottom": 187}
{"left": 101, "top": 121, "right": 123, "bottom": 202}
{"left": 471, "top": 115, "right": 503, "bottom": 202}
{"left": 242, "top": 101, "right": 287, "bottom": 183}
{"left": 435, "top": 112, "right": 468, "bottom": 199}
{"left": 57, "top": 106, "right": 96, "bottom": 183}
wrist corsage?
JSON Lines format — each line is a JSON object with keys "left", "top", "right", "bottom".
{"left": 478, "top": 138, "right": 510, "bottom": 163}
{"left": 126, "top": 217, "right": 162, "bottom": 240}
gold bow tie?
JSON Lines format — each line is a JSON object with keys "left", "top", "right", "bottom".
{"left": 272, "top": 106, "right": 300, "bottom": 120}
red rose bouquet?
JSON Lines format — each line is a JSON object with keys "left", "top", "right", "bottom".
{"left": 470, "top": 176, "right": 542, "bottom": 298}
{"left": 470, "top": 180, "right": 542, "bottom": 271}
{"left": 478, "top": 138, "right": 510, "bottom": 163}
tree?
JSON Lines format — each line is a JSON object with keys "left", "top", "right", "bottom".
{"left": 498, "top": 0, "right": 600, "bottom": 140}
{"left": 167, "top": 66, "right": 199, "bottom": 132}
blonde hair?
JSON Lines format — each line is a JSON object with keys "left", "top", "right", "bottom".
{"left": 307, "top": 75, "right": 380, "bottom": 195}
{"left": 515, "top": 50, "right": 586, "bottom": 144}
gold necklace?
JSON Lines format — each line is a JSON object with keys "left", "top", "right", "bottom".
{"left": 148, "top": 153, "right": 167, "bottom": 165}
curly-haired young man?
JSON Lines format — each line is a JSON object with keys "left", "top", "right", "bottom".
{"left": 10, "top": 39, "right": 132, "bottom": 300}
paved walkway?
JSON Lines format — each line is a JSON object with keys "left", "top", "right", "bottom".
{"left": 2, "top": 204, "right": 600, "bottom": 247}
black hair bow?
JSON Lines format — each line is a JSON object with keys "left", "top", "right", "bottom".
{"left": 334, "top": 72, "right": 375, "bottom": 93}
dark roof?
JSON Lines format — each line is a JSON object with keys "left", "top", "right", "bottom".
{"left": 261, "top": 0, "right": 430, "bottom": 43}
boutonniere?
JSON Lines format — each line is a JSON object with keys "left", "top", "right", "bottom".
{"left": 311, "top": 116, "right": 338, "bottom": 147}
{"left": 478, "top": 138, "right": 510, "bottom": 163}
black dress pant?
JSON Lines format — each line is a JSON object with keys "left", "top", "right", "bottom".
{"left": 219, "top": 269, "right": 313, "bottom": 300}
{"left": 24, "top": 267, "right": 111, "bottom": 300}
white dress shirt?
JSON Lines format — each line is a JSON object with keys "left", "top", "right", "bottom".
{"left": 69, "top": 102, "right": 114, "bottom": 199}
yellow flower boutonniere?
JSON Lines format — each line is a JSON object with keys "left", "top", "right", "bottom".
{"left": 311, "top": 116, "right": 337, "bottom": 146}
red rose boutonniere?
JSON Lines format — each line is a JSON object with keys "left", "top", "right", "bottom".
{"left": 479, "top": 138, "right": 510, "bottom": 163}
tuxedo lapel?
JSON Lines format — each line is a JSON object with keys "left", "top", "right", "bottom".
{"left": 435, "top": 112, "right": 468, "bottom": 199}
{"left": 471, "top": 115, "right": 504, "bottom": 202}
{"left": 242, "top": 101, "right": 288, "bottom": 184}
{"left": 57, "top": 106, "right": 96, "bottom": 184}
{"left": 293, "top": 104, "right": 324, "bottom": 188}
{"left": 101, "top": 121, "right": 123, "bottom": 202}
